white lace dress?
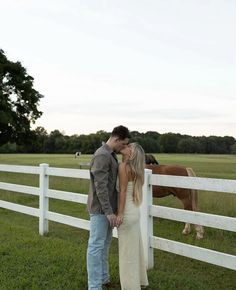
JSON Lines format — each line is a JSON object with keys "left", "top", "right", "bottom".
{"left": 118, "top": 181, "right": 149, "bottom": 290}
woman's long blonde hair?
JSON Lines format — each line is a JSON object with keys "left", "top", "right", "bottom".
{"left": 127, "top": 143, "right": 145, "bottom": 205}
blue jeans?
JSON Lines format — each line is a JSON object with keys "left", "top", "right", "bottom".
{"left": 87, "top": 214, "right": 113, "bottom": 290}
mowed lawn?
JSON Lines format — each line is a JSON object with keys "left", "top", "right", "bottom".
{"left": 0, "top": 154, "right": 235, "bottom": 290}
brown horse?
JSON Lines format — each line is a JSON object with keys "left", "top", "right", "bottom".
{"left": 145, "top": 154, "right": 204, "bottom": 239}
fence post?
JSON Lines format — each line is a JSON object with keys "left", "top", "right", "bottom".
{"left": 39, "top": 163, "right": 49, "bottom": 235}
{"left": 140, "top": 168, "right": 154, "bottom": 269}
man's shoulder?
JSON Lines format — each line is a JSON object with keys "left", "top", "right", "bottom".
{"left": 95, "top": 144, "right": 111, "bottom": 156}
{"left": 90, "top": 146, "right": 113, "bottom": 171}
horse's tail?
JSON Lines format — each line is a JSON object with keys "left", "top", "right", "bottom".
{"left": 186, "top": 167, "right": 198, "bottom": 211}
{"left": 186, "top": 167, "right": 204, "bottom": 239}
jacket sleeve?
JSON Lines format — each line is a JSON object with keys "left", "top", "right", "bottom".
{"left": 91, "top": 154, "right": 113, "bottom": 216}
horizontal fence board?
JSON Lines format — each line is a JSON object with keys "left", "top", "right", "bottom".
{"left": 46, "top": 211, "right": 90, "bottom": 230}
{"left": 46, "top": 167, "right": 90, "bottom": 179}
{"left": 45, "top": 211, "right": 118, "bottom": 238}
{"left": 150, "top": 205, "right": 236, "bottom": 232}
{"left": 0, "top": 164, "right": 39, "bottom": 174}
{"left": 0, "top": 200, "right": 39, "bottom": 217}
{"left": 0, "top": 182, "right": 39, "bottom": 196}
{"left": 47, "top": 189, "right": 88, "bottom": 204}
{"left": 151, "top": 174, "right": 236, "bottom": 194}
{"left": 150, "top": 236, "right": 236, "bottom": 270}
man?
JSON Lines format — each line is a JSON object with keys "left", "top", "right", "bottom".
{"left": 87, "top": 125, "right": 131, "bottom": 290}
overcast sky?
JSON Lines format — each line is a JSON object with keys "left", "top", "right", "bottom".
{"left": 1, "top": 0, "right": 236, "bottom": 137}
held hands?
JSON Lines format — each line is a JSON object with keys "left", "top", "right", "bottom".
{"left": 106, "top": 214, "right": 117, "bottom": 228}
{"left": 106, "top": 214, "right": 124, "bottom": 228}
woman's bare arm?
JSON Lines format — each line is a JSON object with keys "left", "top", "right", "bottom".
{"left": 116, "top": 162, "right": 129, "bottom": 227}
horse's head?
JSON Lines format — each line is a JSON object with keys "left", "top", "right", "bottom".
{"left": 145, "top": 154, "right": 159, "bottom": 165}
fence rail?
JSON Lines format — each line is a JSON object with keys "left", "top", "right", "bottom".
{"left": 150, "top": 236, "right": 236, "bottom": 270}
{"left": 150, "top": 205, "right": 236, "bottom": 232}
{"left": 0, "top": 163, "right": 235, "bottom": 271}
{"left": 0, "top": 200, "right": 39, "bottom": 217}
{"left": 151, "top": 174, "right": 236, "bottom": 194}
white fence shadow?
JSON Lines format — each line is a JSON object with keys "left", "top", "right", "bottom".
{"left": 0, "top": 164, "right": 235, "bottom": 271}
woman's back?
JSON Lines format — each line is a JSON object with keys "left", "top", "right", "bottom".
{"left": 119, "top": 181, "right": 140, "bottom": 229}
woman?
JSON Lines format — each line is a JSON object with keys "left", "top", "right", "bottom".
{"left": 116, "top": 143, "right": 149, "bottom": 290}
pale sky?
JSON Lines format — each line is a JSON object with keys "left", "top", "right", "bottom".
{"left": 1, "top": 0, "right": 236, "bottom": 137}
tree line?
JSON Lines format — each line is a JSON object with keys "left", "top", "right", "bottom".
{"left": 1, "top": 50, "right": 235, "bottom": 155}
{"left": 0, "top": 127, "right": 235, "bottom": 154}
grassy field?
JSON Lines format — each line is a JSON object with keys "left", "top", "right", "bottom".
{"left": 0, "top": 154, "right": 235, "bottom": 290}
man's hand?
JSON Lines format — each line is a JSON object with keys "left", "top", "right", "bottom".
{"left": 106, "top": 214, "right": 117, "bottom": 228}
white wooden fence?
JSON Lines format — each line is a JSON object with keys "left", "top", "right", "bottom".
{"left": 0, "top": 163, "right": 235, "bottom": 271}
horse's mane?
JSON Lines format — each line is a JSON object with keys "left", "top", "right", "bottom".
{"left": 145, "top": 154, "right": 159, "bottom": 165}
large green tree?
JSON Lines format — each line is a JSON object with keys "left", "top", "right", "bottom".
{"left": 0, "top": 49, "right": 43, "bottom": 145}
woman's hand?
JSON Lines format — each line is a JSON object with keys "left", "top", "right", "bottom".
{"left": 116, "top": 214, "right": 124, "bottom": 228}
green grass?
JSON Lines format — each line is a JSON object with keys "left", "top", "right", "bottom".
{"left": 0, "top": 154, "right": 236, "bottom": 290}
